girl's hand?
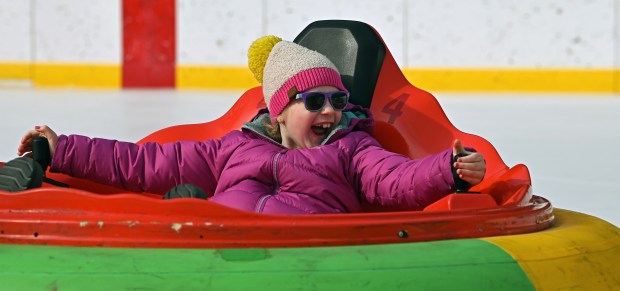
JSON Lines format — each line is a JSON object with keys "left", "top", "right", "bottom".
{"left": 18, "top": 125, "right": 59, "bottom": 158}
{"left": 452, "top": 139, "right": 486, "bottom": 186}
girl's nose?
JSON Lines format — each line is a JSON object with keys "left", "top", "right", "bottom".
{"left": 320, "top": 100, "right": 336, "bottom": 114}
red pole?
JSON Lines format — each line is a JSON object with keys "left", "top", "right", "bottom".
{"left": 122, "top": 0, "right": 176, "bottom": 88}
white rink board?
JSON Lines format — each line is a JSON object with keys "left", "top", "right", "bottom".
{"left": 1, "top": 0, "right": 618, "bottom": 68}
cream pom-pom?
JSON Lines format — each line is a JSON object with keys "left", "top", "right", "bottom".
{"left": 248, "top": 35, "right": 282, "bottom": 83}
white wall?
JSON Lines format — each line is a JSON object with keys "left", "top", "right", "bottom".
{"left": 34, "top": 0, "right": 121, "bottom": 63}
{"left": 0, "top": 0, "right": 120, "bottom": 65}
{"left": 176, "top": 0, "right": 406, "bottom": 66}
{"left": 615, "top": 0, "right": 620, "bottom": 73}
{"left": 264, "top": 0, "right": 406, "bottom": 65}
{"left": 178, "top": 0, "right": 620, "bottom": 69}
{"left": 177, "top": 0, "right": 263, "bottom": 65}
{"left": 408, "top": 0, "right": 617, "bottom": 68}
{"left": 0, "top": 0, "right": 31, "bottom": 62}
{"left": 0, "top": 0, "right": 618, "bottom": 69}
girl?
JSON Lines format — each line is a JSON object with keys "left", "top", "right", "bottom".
{"left": 8, "top": 36, "right": 486, "bottom": 214}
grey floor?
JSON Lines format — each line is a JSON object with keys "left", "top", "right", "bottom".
{"left": 1, "top": 88, "right": 618, "bottom": 226}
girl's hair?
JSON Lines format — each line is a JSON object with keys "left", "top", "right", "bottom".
{"left": 263, "top": 92, "right": 295, "bottom": 143}
{"left": 263, "top": 117, "right": 282, "bottom": 143}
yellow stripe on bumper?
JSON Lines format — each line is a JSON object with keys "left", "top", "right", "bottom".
{"left": 484, "top": 208, "right": 620, "bottom": 290}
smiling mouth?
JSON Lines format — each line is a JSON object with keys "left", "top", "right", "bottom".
{"left": 311, "top": 123, "right": 332, "bottom": 137}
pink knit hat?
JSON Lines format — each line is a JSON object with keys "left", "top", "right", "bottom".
{"left": 248, "top": 36, "right": 347, "bottom": 122}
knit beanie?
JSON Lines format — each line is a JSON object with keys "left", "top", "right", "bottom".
{"left": 248, "top": 36, "right": 347, "bottom": 122}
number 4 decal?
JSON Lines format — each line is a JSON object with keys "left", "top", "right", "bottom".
{"left": 382, "top": 93, "right": 409, "bottom": 124}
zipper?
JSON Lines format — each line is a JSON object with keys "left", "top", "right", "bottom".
{"left": 255, "top": 195, "right": 272, "bottom": 213}
{"left": 256, "top": 151, "right": 284, "bottom": 213}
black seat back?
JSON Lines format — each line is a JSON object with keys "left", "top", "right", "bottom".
{"left": 294, "top": 20, "right": 386, "bottom": 109}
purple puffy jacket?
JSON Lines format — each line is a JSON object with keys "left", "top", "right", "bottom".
{"left": 50, "top": 106, "right": 457, "bottom": 214}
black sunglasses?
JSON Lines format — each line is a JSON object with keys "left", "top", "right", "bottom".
{"left": 294, "top": 91, "right": 350, "bottom": 112}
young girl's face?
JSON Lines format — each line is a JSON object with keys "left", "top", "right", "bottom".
{"left": 279, "top": 86, "right": 343, "bottom": 149}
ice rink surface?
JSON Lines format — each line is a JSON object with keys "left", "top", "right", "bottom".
{"left": 1, "top": 88, "right": 618, "bottom": 226}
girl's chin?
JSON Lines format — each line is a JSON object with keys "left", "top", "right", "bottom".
{"left": 295, "top": 132, "right": 326, "bottom": 148}
{"left": 310, "top": 133, "right": 326, "bottom": 144}
{"left": 297, "top": 140, "right": 320, "bottom": 149}
{"left": 308, "top": 140, "right": 324, "bottom": 148}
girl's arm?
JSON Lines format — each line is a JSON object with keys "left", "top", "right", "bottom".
{"left": 350, "top": 134, "right": 457, "bottom": 210}
{"left": 50, "top": 134, "right": 224, "bottom": 195}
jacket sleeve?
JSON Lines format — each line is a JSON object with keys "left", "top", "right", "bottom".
{"left": 50, "top": 134, "right": 224, "bottom": 195}
{"left": 350, "top": 134, "right": 456, "bottom": 210}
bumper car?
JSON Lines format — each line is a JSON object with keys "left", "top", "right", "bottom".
{"left": 1, "top": 20, "right": 618, "bottom": 290}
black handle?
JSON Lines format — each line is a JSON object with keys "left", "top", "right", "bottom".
{"left": 452, "top": 152, "right": 472, "bottom": 193}
{"left": 32, "top": 136, "right": 51, "bottom": 171}
{"left": 32, "top": 136, "right": 69, "bottom": 188}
